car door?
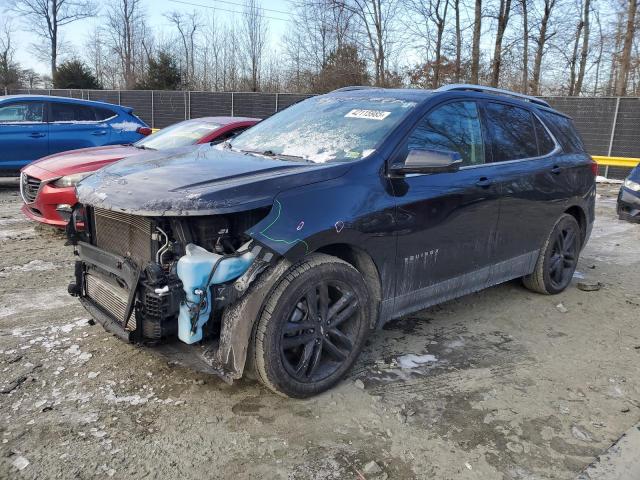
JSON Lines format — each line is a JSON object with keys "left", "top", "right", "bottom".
{"left": 47, "top": 101, "right": 110, "bottom": 155}
{"left": 389, "top": 100, "right": 501, "bottom": 317}
{"left": 481, "top": 101, "right": 569, "bottom": 281}
{"left": 0, "top": 100, "right": 48, "bottom": 171}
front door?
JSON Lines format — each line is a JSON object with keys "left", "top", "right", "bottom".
{"left": 389, "top": 100, "right": 501, "bottom": 318}
{"left": 0, "top": 100, "right": 48, "bottom": 171}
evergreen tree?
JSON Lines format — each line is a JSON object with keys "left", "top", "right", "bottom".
{"left": 52, "top": 60, "right": 101, "bottom": 89}
{"left": 136, "top": 51, "right": 181, "bottom": 90}
{"left": 312, "top": 45, "right": 369, "bottom": 93}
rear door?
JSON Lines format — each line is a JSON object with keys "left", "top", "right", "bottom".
{"left": 390, "top": 100, "right": 501, "bottom": 317}
{"left": 482, "top": 101, "right": 568, "bottom": 280}
{"left": 0, "top": 100, "right": 48, "bottom": 171}
{"left": 47, "top": 101, "right": 110, "bottom": 155}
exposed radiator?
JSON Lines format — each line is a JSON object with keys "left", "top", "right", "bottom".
{"left": 86, "top": 273, "right": 136, "bottom": 331}
{"left": 93, "top": 208, "right": 153, "bottom": 266}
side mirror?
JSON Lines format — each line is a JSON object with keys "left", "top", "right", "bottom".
{"left": 390, "top": 149, "right": 463, "bottom": 175}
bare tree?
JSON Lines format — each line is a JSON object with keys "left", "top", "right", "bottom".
{"left": 104, "top": 0, "right": 147, "bottom": 89}
{"left": 530, "top": 0, "right": 557, "bottom": 95}
{"left": 490, "top": 0, "right": 512, "bottom": 86}
{"left": 0, "top": 18, "right": 23, "bottom": 90}
{"left": 470, "top": 0, "right": 482, "bottom": 83}
{"left": 453, "top": 0, "right": 461, "bottom": 81}
{"left": 9, "top": 0, "right": 95, "bottom": 78}
{"left": 520, "top": 0, "right": 529, "bottom": 92}
{"left": 336, "top": 0, "right": 400, "bottom": 86}
{"left": 573, "top": 0, "right": 590, "bottom": 95}
{"left": 241, "top": 0, "right": 268, "bottom": 92}
{"left": 165, "top": 10, "right": 201, "bottom": 88}
{"left": 405, "top": 0, "right": 450, "bottom": 88}
{"left": 615, "top": 0, "right": 637, "bottom": 95}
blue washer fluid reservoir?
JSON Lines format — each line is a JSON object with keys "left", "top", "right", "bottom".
{"left": 176, "top": 243, "right": 255, "bottom": 344}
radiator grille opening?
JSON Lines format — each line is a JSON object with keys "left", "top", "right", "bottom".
{"left": 93, "top": 208, "right": 152, "bottom": 266}
{"left": 86, "top": 274, "right": 136, "bottom": 331}
{"left": 20, "top": 173, "right": 41, "bottom": 203}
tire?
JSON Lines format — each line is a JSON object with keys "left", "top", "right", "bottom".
{"left": 251, "top": 253, "right": 370, "bottom": 398}
{"left": 522, "top": 214, "right": 581, "bottom": 295}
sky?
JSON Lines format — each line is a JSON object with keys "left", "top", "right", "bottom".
{"left": 5, "top": 0, "right": 293, "bottom": 76}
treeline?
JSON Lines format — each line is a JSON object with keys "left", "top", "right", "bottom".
{"left": 2, "top": 0, "right": 640, "bottom": 96}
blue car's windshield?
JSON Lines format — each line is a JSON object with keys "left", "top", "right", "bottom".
{"left": 229, "top": 95, "right": 417, "bottom": 163}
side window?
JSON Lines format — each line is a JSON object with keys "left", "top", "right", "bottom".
{"left": 407, "top": 101, "right": 485, "bottom": 166}
{"left": 484, "top": 103, "right": 538, "bottom": 162}
{"left": 0, "top": 102, "right": 44, "bottom": 123}
{"left": 538, "top": 110, "right": 585, "bottom": 153}
{"left": 50, "top": 103, "right": 97, "bottom": 122}
{"left": 93, "top": 107, "right": 116, "bottom": 121}
{"left": 533, "top": 115, "right": 556, "bottom": 155}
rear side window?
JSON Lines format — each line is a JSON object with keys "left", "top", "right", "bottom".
{"left": 0, "top": 102, "right": 44, "bottom": 123}
{"left": 50, "top": 102, "right": 97, "bottom": 122}
{"left": 484, "top": 103, "right": 538, "bottom": 162}
{"left": 537, "top": 110, "right": 585, "bottom": 153}
{"left": 533, "top": 115, "right": 556, "bottom": 155}
{"left": 93, "top": 107, "right": 116, "bottom": 121}
{"left": 406, "top": 101, "right": 485, "bottom": 166}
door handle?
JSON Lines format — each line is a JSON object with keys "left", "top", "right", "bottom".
{"left": 29, "top": 132, "right": 45, "bottom": 138}
{"left": 476, "top": 177, "right": 492, "bottom": 188}
{"left": 91, "top": 130, "right": 107, "bottom": 136}
{"left": 551, "top": 165, "right": 562, "bottom": 175}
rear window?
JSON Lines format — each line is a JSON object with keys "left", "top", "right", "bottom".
{"left": 485, "top": 103, "right": 538, "bottom": 162}
{"left": 537, "top": 110, "right": 585, "bottom": 153}
{"left": 50, "top": 102, "right": 97, "bottom": 122}
{"left": 94, "top": 107, "right": 116, "bottom": 121}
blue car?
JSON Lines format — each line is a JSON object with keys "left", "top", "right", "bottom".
{"left": 0, "top": 95, "right": 150, "bottom": 174}
{"left": 617, "top": 165, "right": 640, "bottom": 223}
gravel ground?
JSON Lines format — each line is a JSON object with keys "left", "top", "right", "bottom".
{"left": 1, "top": 184, "right": 639, "bottom": 480}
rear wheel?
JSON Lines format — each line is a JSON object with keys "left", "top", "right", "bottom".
{"left": 523, "top": 214, "right": 581, "bottom": 295}
{"left": 251, "top": 254, "right": 370, "bottom": 398}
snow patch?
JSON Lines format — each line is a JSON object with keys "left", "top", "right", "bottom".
{"left": 397, "top": 353, "right": 438, "bottom": 369}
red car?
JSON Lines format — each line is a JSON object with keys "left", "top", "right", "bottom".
{"left": 20, "top": 116, "right": 259, "bottom": 227}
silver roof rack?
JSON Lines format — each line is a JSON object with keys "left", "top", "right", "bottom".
{"left": 332, "top": 86, "right": 382, "bottom": 92}
{"left": 435, "top": 84, "right": 550, "bottom": 107}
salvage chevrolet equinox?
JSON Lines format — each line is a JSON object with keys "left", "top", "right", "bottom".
{"left": 67, "top": 85, "right": 596, "bottom": 398}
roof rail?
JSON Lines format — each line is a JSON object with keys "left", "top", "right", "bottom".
{"left": 435, "top": 84, "right": 550, "bottom": 107}
{"left": 331, "top": 86, "right": 382, "bottom": 92}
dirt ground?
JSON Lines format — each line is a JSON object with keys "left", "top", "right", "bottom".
{"left": 0, "top": 184, "right": 639, "bottom": 480}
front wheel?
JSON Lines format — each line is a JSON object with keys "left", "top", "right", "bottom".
{"left": 522, "top": 214, "right": 581, "bottom": 295}
{"left": 251, "top": 253, "right": 370, "bottom": 398}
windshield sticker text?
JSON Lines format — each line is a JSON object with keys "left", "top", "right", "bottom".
{"left": 345, "top": 109, "right": 391, "bottom": 121}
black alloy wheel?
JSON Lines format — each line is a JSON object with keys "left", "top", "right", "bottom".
{"left": 280, "top": 281, "right": 359, "bottom": 383}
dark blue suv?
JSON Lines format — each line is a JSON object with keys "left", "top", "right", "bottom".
{"left": 67, "top": 85, "right": 596, "bottom": 397}
{"left": 0, "top": 95, "right": 150, "bottom": 174}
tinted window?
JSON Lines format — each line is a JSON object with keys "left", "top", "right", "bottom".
{"left": 0, "top": 102, "right": 44, "bottom": 123}
{"left": 94, "top": 107, "right": 116, "bottom": 121}
{"left": 406, "top": 101, "right": 485, "bottom": 166}
{"left": 50, "top": 103, "right": 96, "bottom": 122}
{"left": 533, "top": 115, "right": 556, "bottom": 155}
{"left": 485, "top": 103, "right": 538, "bottom": 162}
{"left": 538, "top": 110, "right": 585, "bottom": 153}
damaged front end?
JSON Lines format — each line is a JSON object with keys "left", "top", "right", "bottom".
{"left": 67, "top": 204, "right": 285, "bottom": 382}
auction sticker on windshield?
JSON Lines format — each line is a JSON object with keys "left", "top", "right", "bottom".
{"left": 345, "top": 109, "right": 391, "bottom": 120}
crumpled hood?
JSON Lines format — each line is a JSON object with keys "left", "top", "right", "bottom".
{"left": 76, "top": 145, "right": 351, "bottom": 216}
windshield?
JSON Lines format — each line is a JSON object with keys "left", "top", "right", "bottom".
{"left": 135, "top": 119, "right": 221, "bottom": 150}
{"left": 229, "top": 95, "right": 417, "bottom": 163}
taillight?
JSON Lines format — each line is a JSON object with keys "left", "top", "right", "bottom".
{"left": 137, "top": 127, "right": 152, "bottom": 136}
{"left": 590, "top": 158, "right": 599, "bottom": 176}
